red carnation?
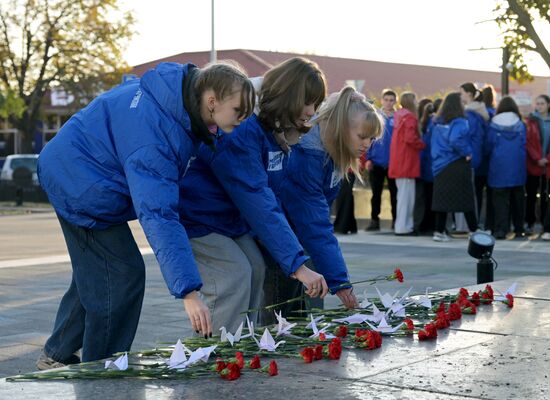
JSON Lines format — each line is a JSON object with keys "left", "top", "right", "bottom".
{"left": 418, "top": 323, "right": 438, "bottom": 340}
{"left": 447, "top": 303, "right": 462, "bottom": 321}
{"left": 334, "top": 325, "right": 348, "bottom": 338}
{"left": 459, "top": 288, "right": 469, "bottom": 298}
{"left": 355, "top": 329, "right": 368, "bottom": 341}
{"left": 404, "top": 318, "right": 414, "bottom": 332}
{"left": 220, "top": 363, "right": 241, "bottom": 380}
{"left": 436, "top": 301, "right": 446, "bottom": 313}
{"left": 461, "top": 300, "right": 477, "bottom": 314}
{"left": 249, "top": 355, "right": 261, "bottom": 369}
{"left": 504, "top": 293, "right": 514, "bottom": 308}
{"left": 319, "top": 332, "right": 326, "bottom": 341}
{"left": 392, "top": 268, "right": 404, "bottom": 283}
{"left": 328, "top": 337, "right": 342, "bottom": 359}
{"left": 435, "top": 311, "right": 450, "bottom": 329}
{"left": 268, "top": 360, "right": 278, "bottom": 376}
{"left": 212, "top": 360, "right": 226, "bottom": 372}
{"left": 300, "top": 347, "right": 314, "bottom": 363}
{"left": 314, "top": 345, "right": 324, "bottom": 361}
{"left": 471, "top": 292, "right": 480, "bottom": 306}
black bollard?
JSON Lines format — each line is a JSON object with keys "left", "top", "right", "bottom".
{"left": 476, "top": 256, "right": 494, "bottom": 284}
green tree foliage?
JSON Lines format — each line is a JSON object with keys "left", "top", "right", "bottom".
{"left": 0, "top": 89, "right": 25, "bottom": 119}
{"left": 495, "top": 0, "right": 550, "bottom": 82}
{"left": 0, "top": 0, "right": 134, "bottom": 152}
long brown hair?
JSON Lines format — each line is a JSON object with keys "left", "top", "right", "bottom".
{"left": 258, "top": 57, "right": 327, "bottom": 132}
{"left": 315, "top": 86, "right": 383, "bottom": 179}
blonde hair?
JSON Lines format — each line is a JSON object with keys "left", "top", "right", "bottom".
{"left": 400, "top": 92, "right": 417, "bottom": 114}
{"left": 314, "top": 86, "right": 384, "bottom": 179}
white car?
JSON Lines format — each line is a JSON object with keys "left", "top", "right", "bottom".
{"left": 0, "top": 154, "right": 40, "bottom": 185}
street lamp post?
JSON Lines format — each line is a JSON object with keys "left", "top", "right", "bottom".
{"left": 210, "top": 0, "right": 217, "bottom": 63}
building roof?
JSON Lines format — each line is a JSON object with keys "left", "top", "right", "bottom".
{"left": 131, "top": 48, "right": 549, "bottom": 102}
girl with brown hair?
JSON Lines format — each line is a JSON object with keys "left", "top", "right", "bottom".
{"left": 178, "top": 57, "right": 329, "bottom": 332}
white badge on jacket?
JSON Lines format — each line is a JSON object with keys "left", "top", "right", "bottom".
{"left": 267, "top": 151, "right": 284, "bottom": 171}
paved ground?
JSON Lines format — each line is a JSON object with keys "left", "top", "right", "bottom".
{"left": 0, "top": 209, "right": 548, "bottom": 398}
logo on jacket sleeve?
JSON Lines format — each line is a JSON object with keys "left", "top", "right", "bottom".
{"left": 267, "top": 151, "right": 284, "bottom": 171}
{"left": 330, "top": 170, "right": 342, "bottom": 188}
{"left": 130, "top": 89, "right": 142, "bottom": 109}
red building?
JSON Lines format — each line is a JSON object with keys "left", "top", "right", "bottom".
{"left": 132, "top": 49, "right": 549, "bottom": 110}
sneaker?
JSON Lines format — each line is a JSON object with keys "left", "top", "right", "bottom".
{"left": 36, "top": 351, "right": 66, "bottom": 370}
{"left": 365, "top": 219, "right": 380, "bottom": 231}
{"left": 542, "top": 232, "right": 550, "bottom": 241}
{"left": 433, "top": 232, "right": 451, "bottom": 242}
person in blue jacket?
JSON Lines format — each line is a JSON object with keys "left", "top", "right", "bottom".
{"left": 460, "top": 82, "right": 491, "bottom": 231}
{"left": 275, "top": 86, "right": 383, "bottom": 310}
{"left": 179, "top": 57, "right": 329, "bottom": 333}
{"left": 431, "top": 92, "right": 477, "bottom": 242}
{"left": 36, "top": 61, "right": 255, "bottom": 368}
{"left": 362, "top": 89, "right": 398, "bottom": 230}
{"left": 485, "top": 96, "right": 527, "bottom": 239}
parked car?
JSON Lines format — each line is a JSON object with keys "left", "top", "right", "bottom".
{"left": 0, "top": 154, "right": 40, "bottom": 186}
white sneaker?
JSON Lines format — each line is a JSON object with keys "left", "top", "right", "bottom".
{"left": 433, "top": 232, "right": 451, "bottom": 242}
{"left": 542, "top": 232, "right": 550, "bottom": 241}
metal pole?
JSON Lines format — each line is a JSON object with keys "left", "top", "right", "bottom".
{"left": 501, "top": 47, "right": 510, "bottom": 96}
{"left": 210, "top": 0, "right": 216, "bottom": 63}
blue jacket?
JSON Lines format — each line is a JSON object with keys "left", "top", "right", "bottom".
{"left": 431, "top": 117, "right": 472, "bottom": 177}
{"left": 485, "top": 113, "right": 526, "bottom": 188}
{"left": 465, "top": 104, "right": 490, "bottom": 174}
{"left": 366, "top": 111, "right": 394, "bottom": 167}
{"left": 420, "top": 117, "right": 435, "bottom": 182}
{"left": 38, "top": 63, "right": 203, "bottom": 299}
{"left": 276, "top": 125, "right": 351, "bottom": 292}
{"left": 179, "top": 113, "right": 309, "bottom": 276}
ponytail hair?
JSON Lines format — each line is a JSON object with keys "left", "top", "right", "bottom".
{"left": 314, "top": 86, "right": 384, "bottom": 179}
{"left": 460, "top": 82, "right": 483, "bottom": 102}
{"left": 481, "top": 84, "right": 497, "bottom": 109}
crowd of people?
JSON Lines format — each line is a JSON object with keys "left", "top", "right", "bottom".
{"left": 351, "top": 85, "right": 550, "bottom": 242}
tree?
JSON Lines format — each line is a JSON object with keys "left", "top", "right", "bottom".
{"left": 0, "top": 0, "right": 134, "bottom": 152}
{"left": 495, "top": 0, "right": 550, "bottom": 82}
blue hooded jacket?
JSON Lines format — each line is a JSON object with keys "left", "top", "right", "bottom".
{"left": 431, "top": 117, "right": 472, "bottom": 177}
{"left": 179, "top": 113, "right": 309, "bottom": 276}
{"left": 365, "top": 111, "right": 394, "bottom": 167}
{"left": 485, "top": 112, "right": 527, "bottom": 188}
{"left": 465, "top": 102, "right": 490, "bottom": 174}
{"left": 38, "top": 62, "right": 203, "bottom": 299}
{"left": 275, "top": 125, "right": 351, "bottom": 292}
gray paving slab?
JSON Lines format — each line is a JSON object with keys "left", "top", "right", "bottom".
{"left": 0, "top": 369, "right": 482, "bottom": 400}
{"left": 361, "top": 335, "right": 550, "bottom": 400}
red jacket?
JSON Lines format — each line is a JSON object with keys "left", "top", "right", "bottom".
{"left": 526, "top": 117, "right": 545, "bottom": 176}
{"left": 388, "top": 108, "right": 425, "bottom": 179}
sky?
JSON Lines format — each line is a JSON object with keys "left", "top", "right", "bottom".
{"left": 119, "top": 0, "right": 549, "bottom": 76}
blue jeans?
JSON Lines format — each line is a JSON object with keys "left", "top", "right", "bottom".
{"left": 44, "top": 215, "right": 145, "bottom": 362}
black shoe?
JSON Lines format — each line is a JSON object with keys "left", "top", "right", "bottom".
{"left": 365, "top": 219, "right": 380, "bottom": 231}
{"left": 395, "top": 231, "right": 418, "bottom": 237}
{"left": 494, "top": 231, "right": 506, "bottom": 239}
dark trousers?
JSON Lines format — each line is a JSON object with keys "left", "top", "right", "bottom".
{"left": 475, "top": 175, "right": 494, "bottom": 231}
{"left": 368, "top": 165, "right": 397, "bottom": 222}
{"left": 44, "top": 215, "right": 145, "bottom": 363}
{"left": 333, "top": 173, "right": 357, "bottom": 233}
{"left": 525, "top": 175, "right": 548, "bottom": 227}
{"left": 413, "top": 179, "right": 434, "bottom": 232}
{"left": 259, "top": 244, "right": 322, "bottom": 326}
{"left": 434, "top": 211, "right": 477, "bottom": 233}
{"left": 492, "top": 186, "right": 525, "bottom": 236}
{"left": 544, "top": 180, "right": 550, "bottom": 232}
